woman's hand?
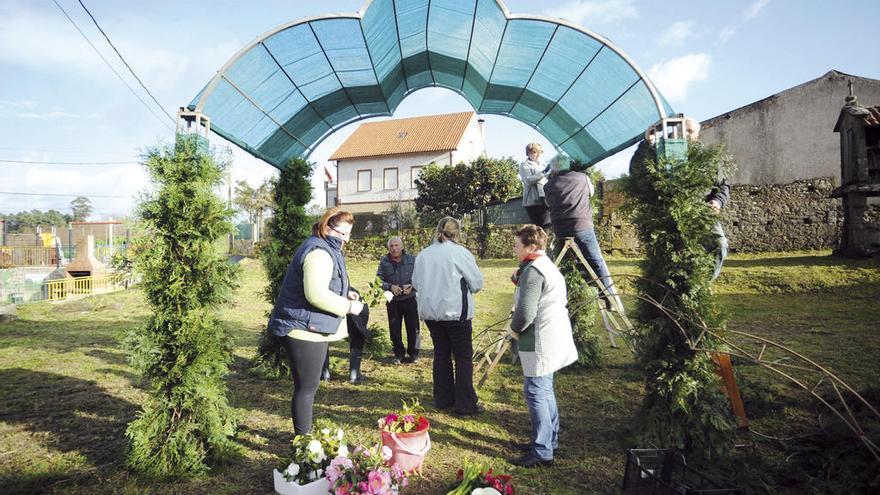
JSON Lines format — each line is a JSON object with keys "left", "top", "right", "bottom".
{"left": 348, "top": 299, "right": 364, "bottom": 315}
{"left": 347, "top": 291, "right": 360, "bottom": 301}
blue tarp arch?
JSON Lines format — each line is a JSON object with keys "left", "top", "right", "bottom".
{"left": 189, "top": 0, "right": 674, "bottom": 169}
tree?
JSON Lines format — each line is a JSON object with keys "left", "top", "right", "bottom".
{"left": 250, "top": 156, "right": 314, "bottom": 379}
{"left": 4, "top": 209, "right": 71, "bottom": 232}
{"left": 70, "top": 196, "right": 93, "bottom": 221}
{"left": 414, "top": 156, "right": 522, "bottom": 222}
{"left": 622, "top": 140, "right": 736, "bottom": 457}
{"left": 122, "top": 135, "right": 239, "bottom": 476}
{"left": 233, "top": 179, "right": 274, "bottom": 241}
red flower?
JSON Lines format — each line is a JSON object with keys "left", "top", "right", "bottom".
{"left": 456, "top": 468, "right": 463, "bottom": 481}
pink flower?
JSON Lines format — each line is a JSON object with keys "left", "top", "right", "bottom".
{"left": 357, "top": 481, "right": 369, "bottom": 493}
{"left": 403, "top": 414, "right": 414, "bottom": 423}
{"left": 367, "top": 470, "right": 385, "bottom": 492}
{"left": 384, "top": 414, "right": 398, "bottom": 425}
{"left": 335, "top": 482, "right": 351, "bottom": 495}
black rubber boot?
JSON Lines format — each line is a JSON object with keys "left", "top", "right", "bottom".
{"left": 349, "top": 349, "right": 365, "bottom": 384}
{"left": 320, "top": 350, "right": 331, "bottom": 381}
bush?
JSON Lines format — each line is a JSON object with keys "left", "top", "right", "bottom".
{"left": 623, "top": 140, "right": 736, "bottom": 457}
{"left": 558, "top": 255, "right": 602, "bottom": 368}
{"left": 122, "top": 134, "right": 239, "bottom": 477}
{"left": 363, "top": 323, "right": 393, "bottom": 359}
{"left": 251, "top": 157, "right": 314, "bottom": 380}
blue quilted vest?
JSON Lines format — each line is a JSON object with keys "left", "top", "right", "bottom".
{"left": 268, "top": 235, "right": 350, "bottom": 336}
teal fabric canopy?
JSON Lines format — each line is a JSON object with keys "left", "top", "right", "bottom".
{"left": 189, "top": 0, "right": 674, "bottom": 169}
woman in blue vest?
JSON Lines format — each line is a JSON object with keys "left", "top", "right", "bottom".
{"left": 267, "top": 207, "right": 362, "bottom": 435}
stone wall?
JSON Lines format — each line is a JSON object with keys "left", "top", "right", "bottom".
{"left": 595, "top": 177, "right": 845, "bottom": 254}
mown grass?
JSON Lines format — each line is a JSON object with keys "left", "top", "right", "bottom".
{"left": 0, "top": 251, "right": 878, "bottom": 494}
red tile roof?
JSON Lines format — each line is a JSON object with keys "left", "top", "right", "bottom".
{"left": 330, "top": 111, "right": 475, "bottom": 160}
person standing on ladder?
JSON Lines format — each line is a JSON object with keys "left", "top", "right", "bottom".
{"left": 544, "top": 154, "right": 623, "bottom": 311}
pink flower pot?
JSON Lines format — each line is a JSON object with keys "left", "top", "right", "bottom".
{"left": 380, "top": 420, "right": 431, "bottom": 473}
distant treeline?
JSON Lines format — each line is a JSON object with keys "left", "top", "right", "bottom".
{"left": 1, "top": 209, "right": 72, "bottom": 233}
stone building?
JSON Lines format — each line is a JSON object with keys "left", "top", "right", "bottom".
{"left": 330, "top": 111, "right": 486, "bottom": 215}
{"left": 596, "top": 70, "right": 880, "bottom": 254}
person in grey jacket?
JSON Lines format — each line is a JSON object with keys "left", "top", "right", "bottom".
{"left": 376, "top": 236, "right": 420, "bottom": 364}
{"left": 508, "top": 225, "right": 577, "bottom": 468}
{"left": 412, "top": 217, "right": 484, "bottom": 415}
{"left": 519, "top": 142, "right": 550, "bottom": 229}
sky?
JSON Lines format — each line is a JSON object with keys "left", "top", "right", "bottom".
{"left": 1, "top": 0, "right": 878, "bottom": 220}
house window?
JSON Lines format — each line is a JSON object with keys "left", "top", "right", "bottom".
{"left": 410, "top": 166, "right": 423, "bottom": 189}
{"left": 384, "top": 168, "right": 398, "bottom": 190}
{"left": 357, "top": 170, "right": 371, "bottom": 192}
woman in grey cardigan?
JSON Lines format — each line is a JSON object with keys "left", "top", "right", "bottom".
{"left": 508, "top": 224, "right": 578, "bottom": 467}
{"left": 519, "top": 142, "right": 550, "bottom": 229}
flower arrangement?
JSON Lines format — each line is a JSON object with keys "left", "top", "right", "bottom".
{"left": 278, "top": 422, "right": 347, "bottom": 485}
{"left": 377, "top": 399, "right": 429, "bottom": 434}
{"left": 446, "top": 459, "right": 516, "bottom": 495}
{"left": 326, "top": 443, "right": 409, "bottom": 495}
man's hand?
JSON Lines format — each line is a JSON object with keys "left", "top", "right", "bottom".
{"left": 708, "top": 199, "right": 722, "bottom": 212}
{"left": 505, "top": 328, "right": 519, "bottom": 341}
{"left": 402, "top": 284, "right": 413, "bottom": 295}
{"left": 390, "top": 284, "right": 402, "bottom": 296}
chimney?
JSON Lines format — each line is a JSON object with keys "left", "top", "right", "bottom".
{"left": 477, "top": 118, "right": 487, "bottom": 156}
{"left": 65, "top": 235, "right": 107, "bottom": 278}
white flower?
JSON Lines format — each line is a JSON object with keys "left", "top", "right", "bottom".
{"left": 381, "top": 445, "right": 393, "bottom": 461}
{"left": 338, "top": 444, "right": 349, "bottom": 458}
{"left": 336, "top": 428, "right": 344, "bottom": 440}
{"left": 307, "top": 440, "right": 323, "bottom": 455}
{"left": 285, "top": 463, "right": 300, "bottom": 477}
{"left": 321, "top": 428, "right": 331, "bottom": 436}
{"left": 472, "top": 488, "right": 502, "bottom": 495}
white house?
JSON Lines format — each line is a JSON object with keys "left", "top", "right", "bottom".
{"left": 329, "top": 111, "right": 486, "bottom": 213}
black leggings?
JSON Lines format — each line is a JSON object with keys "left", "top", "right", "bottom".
{"left": 280, "top": 337, "right": 329, "bottom": 435}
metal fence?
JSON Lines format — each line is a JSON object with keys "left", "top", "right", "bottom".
{"left": 0, "top": 247, "right": 58, "bottom": 267}
{"left": 44, "top": 274, "right": 124, "bottom": 302}
{"left": 0, "top": 245, "right": 125, "bottom": 268}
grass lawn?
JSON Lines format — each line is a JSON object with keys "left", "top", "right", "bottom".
{"left": 0, "top": 251, "right": 878, "bottom": 494}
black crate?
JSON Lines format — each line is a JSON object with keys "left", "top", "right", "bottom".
{"left": 622, "top": 449, "right": 743, "bottom": 495}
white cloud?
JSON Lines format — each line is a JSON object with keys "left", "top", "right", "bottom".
{"left": 658, "top": 21, "right": 697, "bottom": 47}
{"left": 544, "top": 0, "right": 638, "bottom": 26}
{"left": 0, "top": 6, "right": 189, "bottom": 90}
{"left": 718, "top": 27, "right": 736, "bottom": 44}
{"left": 744, "top": 0, "right": 771, "bottom": 19}
{"left": 648, "top": 53, "right": 711, "bottom": 103}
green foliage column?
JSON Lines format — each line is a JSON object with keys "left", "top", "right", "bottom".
{"left": 623, "top": 140, "right": 735, "bottom": 456}
{"left": 124, "top": 135, "right": 239, "bottom": 476}
{"left": 250, "top": 157, "right": 313, "bottom": 379}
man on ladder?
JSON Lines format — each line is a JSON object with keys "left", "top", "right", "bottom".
{"left": 543, "top": 154, "right": 629, "bottom": 343}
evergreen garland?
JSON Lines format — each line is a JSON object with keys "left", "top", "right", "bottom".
{"left": 250, "top": 157, "right": 314, "bottom": 379}
{"left": 123, "top": 135, "right": 239, "bottom": 476}
{"left": 622, "top": 140, "right": 736, "bottom": 457}
{"left": 558, "top": 255, "right": 602, "bottom": 367}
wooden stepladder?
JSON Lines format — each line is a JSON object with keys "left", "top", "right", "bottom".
{"left": 553, "top": 237, "right": 632, "bottom": 348}
{"left": 475, "top": 237, "right": 632, "bottom": 388}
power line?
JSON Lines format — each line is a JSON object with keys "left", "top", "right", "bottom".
{"left": 49, "top": 0, "right": 175, "bottom": 132}
{"left": 0, "top": 146, "right": 136, "bottom": 155}
{"left": 0, "top": 191, "right": 130, "bottom": 199}
{"left": 77, "top": 0, "right": 176, "bottom": 124}
{"left": 0, "top": 159, "right": 137, "bottom": 165}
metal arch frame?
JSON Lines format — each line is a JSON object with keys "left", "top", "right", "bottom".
{"left": 192, "top": 0, "right": 670, "bottom": 165}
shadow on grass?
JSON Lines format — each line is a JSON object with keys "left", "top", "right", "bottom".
{"left": 0, "top": 368, "right": 136, "bottom": 494}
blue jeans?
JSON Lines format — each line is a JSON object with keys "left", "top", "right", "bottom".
{"left": 523, "top": 374, "right": 559, "bottom": 460}
{"left": 572, "top": 229, "right": 617, "bottom": 296}
{"left": 711, "top": 222, "right": 728, "bottom": 281}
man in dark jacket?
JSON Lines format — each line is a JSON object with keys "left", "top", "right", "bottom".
{"left": 376, "top": 236, "right": 420, "bottom": 363}
{"left": 544, "top": 156, "right": 621, "bottom": 310}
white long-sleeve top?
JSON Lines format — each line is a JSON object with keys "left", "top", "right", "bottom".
{"left": 412, "top": 239, "right": 483, "bottom": 321}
